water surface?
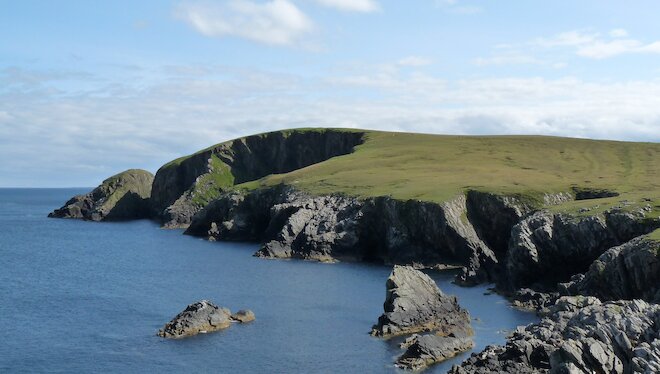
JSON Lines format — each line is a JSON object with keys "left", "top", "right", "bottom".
{"left": 0, "top": 188, "right": 537, "bottom": 373}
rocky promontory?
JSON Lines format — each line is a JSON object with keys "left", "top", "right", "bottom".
{"left": 449, "top": 297, "right": 660, "bottom": 373}
{"left": 158, "top": 300, "right": 254, "bottom": 339}
{"left": 49, "top": 169, "right": 153, "bottom": 221}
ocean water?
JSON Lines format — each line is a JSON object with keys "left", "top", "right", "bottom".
{"left": 0, "top": 189, "right": 538, "bottom": 373}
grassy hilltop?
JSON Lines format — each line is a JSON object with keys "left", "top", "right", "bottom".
{"left": 233, "top": 129, "right": 659, "bottom": 214}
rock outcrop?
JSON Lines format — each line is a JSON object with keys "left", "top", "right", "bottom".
{"left": 371, "top": 265, "right": 472, "bottom": 338}
{"left": 187, "top": 186, "right": 497, "bottom": 275}
{"left": 158, "top": 300, "right": 232, "bottom": 338}
{"left": 560, "top": 236, "right": 660, "bottom": 303}
{"left": 505, "top": 208, "right": 658, "bottom": 290}
{"left": 151, "top": 130, "right": 365, "bottom": 227}
{"left": 49, "top": 169, "right": 153, "bottom": 221}
{"left": 449, "top": 297, "right": 660, "bottom": 374}
{"left": 396, "top": 333, "right": 474, "bottom": 371}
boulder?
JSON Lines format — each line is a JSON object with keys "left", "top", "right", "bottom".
{"left": 49, "top": 169, "right": 153, "bottom": 221}
{"left": 158, "top": 300, "right": 232, "bottom": 338}
{"left": 371, "top": 265, "right": 472, "bottom": 338}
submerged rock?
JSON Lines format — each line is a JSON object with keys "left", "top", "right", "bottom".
{"left": 371, "top": 265, "right": 472, "bottom": 338}
{"left": 396, "top": 333, "right": 474, "bottom": 371}
{"left": 158, "top": 300, "right": 232, "bottom": 338}
{"left": 49, "top": 169, "right": 153, "bottom": 221}
{"left": 449, "top": 297, "right": 660, "bottom": 374}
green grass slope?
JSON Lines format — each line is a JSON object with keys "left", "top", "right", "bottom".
{"left": 238, "top": 130, "right": 659, "bottom": 212}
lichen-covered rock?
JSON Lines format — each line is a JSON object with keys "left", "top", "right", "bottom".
{"left": 230, "top": 310, "right": 255, "bottom": 323}
{"left": 560, "top": 236, "right": 660, "bottom": 303}
{"left": 449, "top": 298, "right": 660, "bottom": 374}
{"left": 158, "top": 300, "right": 232, "bottom": 338}
{"left": 396, "top": 333, "right": 474, "bottom": 371}
{"left": 371, "top": 265, "right": 472, "bottom": 338}
{"left": 49, "top": 169, "right": 153, "bottom": 221}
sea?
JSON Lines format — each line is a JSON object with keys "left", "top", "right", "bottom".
{"left": 0, "top": 188, "right": 538, "bottom": 373}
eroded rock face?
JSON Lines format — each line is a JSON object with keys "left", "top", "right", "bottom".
{"left": 49, "top": 169, "right": 153, "bottom": 221}
{"left": 396, "top": 334, "right": 474, "bottom": 371}
{"left": 449, "top": 297, "right": 660, "bottom": 374}
{"left": 158, "top": 300, "right": 232, "bottom": 338}
{"left": 560, "top": 236, "right": 660, "bottom": 303}
{"left": 371, "top": 265, "right": 472, "bottom": 338}
{"left": 505, "top": 210, "right": 658, "bottom": 290}
{"left": 187, "top": 187, "right": 496, "bottom": 274}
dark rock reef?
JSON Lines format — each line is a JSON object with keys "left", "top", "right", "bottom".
{"left": 158, "top": 300, "right": 254, "bottom": 339}
{"left": 150, "top": 129, "right": 365, "bottom": 227}
{"left": 449, "top": 297, "right": 660, "bottom": 374}
{"left": 371, "top": 266, "right": 473, "bottom": 370}
{"left": 49, "top": 169, "right": 153, "bottom": 221}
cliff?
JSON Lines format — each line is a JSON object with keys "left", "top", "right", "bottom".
{"left": 49, "top": 169, "right": 153, "bottom": 221}
{"left": 150, "top": 129, "right": 365, "bottom": 227}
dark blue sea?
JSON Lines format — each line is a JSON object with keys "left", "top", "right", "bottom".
{"left": 0, "top": 189, "right": 538, "bottom": 373}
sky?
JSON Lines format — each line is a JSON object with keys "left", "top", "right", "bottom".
{"left": 1, "top": 0, "right": 660, "bottom": 187}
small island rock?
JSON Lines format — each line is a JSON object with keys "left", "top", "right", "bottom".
{"left": 371, "top": 265, "right": 472, "bottom": 338}
{"left": 158, "top": 300, "right": 232, "bottom": 338}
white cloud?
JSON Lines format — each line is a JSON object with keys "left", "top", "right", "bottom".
{"left": 314, "top": 0, "right": 379, "bottom": 13}
{"left": 536, "top": 29, "right": 660, "bottom": 59}
{"left": 176, "top": 0, "right": 313, "bottom": 46}
{"left": 397, "top": 56, "right": 433, "bottom": 67}
{"left": 3, "top": 65, "right": 660, "bottom": 186}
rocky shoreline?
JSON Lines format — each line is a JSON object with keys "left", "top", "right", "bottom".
{"left": 48, "top": 129, "right": 660, "bottom": 372}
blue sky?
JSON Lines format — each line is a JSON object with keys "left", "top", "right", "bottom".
{"left": 1, "top": 0, "right": 660, "bottom": 187}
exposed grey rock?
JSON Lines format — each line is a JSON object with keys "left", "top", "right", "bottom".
{"left": 230, "top": 310, "right": 255, "bottom": 323}
{"left": 505, "top": 210, "right": 658, "bottom": 290}
{"left": 511, "top": 288, "right": 559, "bottom": 312}
{"left": 158, "top": 300, "right": 232, "bottom": 338}
{"left": 49, "top": 169, "right": 153, "bottom": 221}
{"left": 370, "top": 265, "right": 472, "bottom": 338}
{"left": 560, "top": 236, "right": 660, "bottom": 303}
{"left": 449, "top": 298, "right": 660, "bottom": 374}
{"left": 396, "top": 333, "right": 474, "bottom": 371}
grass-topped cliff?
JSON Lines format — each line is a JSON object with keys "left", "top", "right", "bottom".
{"left": 238, "top": 130, "right": 659, "bottom": 212}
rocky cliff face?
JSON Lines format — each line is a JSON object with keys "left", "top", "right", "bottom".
{"left": 560, "top": 236, "right": 660, "bottom": 303}
{"left": 185, "top": 186, "right": 500, "bottom": 272}
{"left": 449, "top": 297, "right": 660, "bottom": 374}
{"left": 49, "top": 169, "right": 153, "bottom": 221}
{"left": 151, "top": 130, "right": 365, "bottom": 227}
{"left": 505, "top": 208, "right": 659, "bottom": 291}
{"left": 185, "top": 184, "right": 659, "bottom": 295}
